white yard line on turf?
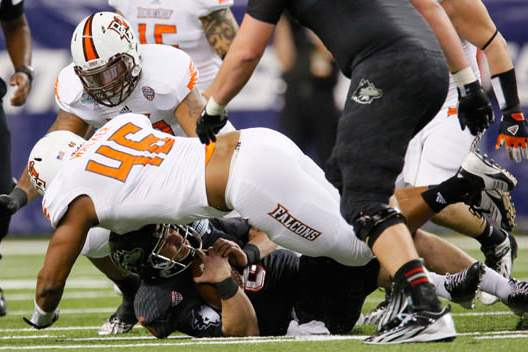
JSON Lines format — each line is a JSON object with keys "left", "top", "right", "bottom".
{"left": 0, "top": 326, "right": 142, "bottom": 333}
{"left": 6, "top": 291, "right": 117, "bottom": 301}
{"left": 1, "top": 279, "right": 113, "bottom": 289}
{"left": 2, "top": 332, "right": 528, "bottom": 350}
{"left": 4, "top": 307, "right": 515, "bottom": 317}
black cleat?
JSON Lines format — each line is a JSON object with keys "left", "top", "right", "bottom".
{"left": 364, "top": 306, "right": 456, "bottom": 344}
{"left": 444, "top": 262, "right": 484, "bottom": 309}
{"left": 479, "top": 190, "right": 516, "bottom": 232}
{"left": 504, "top": 279, "right": 528, "bottom": 318}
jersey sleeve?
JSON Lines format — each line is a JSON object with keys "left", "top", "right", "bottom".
{"left": 194, "top": 0, "right": 234, "bottom": 18}
{"left": 54, "top": 64, "right": 84, "bottom": 114}
{"left": 0, "top": 0, "right": 24, "bottom": 21}
{"left": 145, "top": 46, "right": 199, "bottom": 110}
{"left": 246, "top": 0, "right": 286, "bottom": 25}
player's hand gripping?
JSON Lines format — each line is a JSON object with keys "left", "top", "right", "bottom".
{"left": 193, "top": 248, "right": 233, "bottom": 284}
{"left": 496, "top": 110, "right": 528, "bottom": 162}
{"left": 455, "top": 68, "right": 494, "bottom": 136}
{"left": 196, "top": 98, "right": 228, "bottom": 145}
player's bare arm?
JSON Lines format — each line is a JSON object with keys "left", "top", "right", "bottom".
{"left": 204, "top": 15, "right": 273, "bottom": 105}
{"left": 411, "top": 0, "right": 469, "bottom": 73}
{"left": 13, "top": 110, "right": 90, "bottom": 206}
{"left": 194, "top": 248, "right": 259, "bottom": 337}
{"left": 200, "top": 9, "right": 239, "bottom": 60}
{"left": 30, "top": 196, "right": 98, "bottom": 326}
{"left": 174, "top": 88, "right": 206, "bottom": 137}
{"left": 1, "top": 12, "right": 32, "bottom": 106}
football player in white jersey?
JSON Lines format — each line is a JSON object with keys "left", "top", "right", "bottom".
{"left": 22, "top": 113, "right": 516, "bottom": 342}
{"left": 396, "top": 0, "right": 525, "bottom": 305}
{"left": 109, "top": 0, "right": 239, "bottom": 91}
{"left": 0, "top": 12, "right": 230, "bottom": 334}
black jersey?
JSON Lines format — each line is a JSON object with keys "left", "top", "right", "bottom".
{"left": 247, "top": 0, "right": 440, "bottom": 77}
{"left": 0, "top": 0, "right": 24, "bottom": 21}
{"left": 134, "top": 249, "right": 301, "bottom": 337}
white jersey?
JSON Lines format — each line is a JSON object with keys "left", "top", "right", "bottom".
{"left": 55, "top": 44, "right": 198, "bottom": 137}
{"left": 43, "top": 113, "right": 228, "bottom": 234}
{"left": 109, "top": 0, "right": 233, "bottom": 91}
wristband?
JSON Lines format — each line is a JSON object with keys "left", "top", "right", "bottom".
{"left": 205, "top": 98, "right": 225, "bottom": 116}
{"left": 31, "top": 302, "right": 57, "bottom": 326}
{"left": 10, "top": 187, "right": 28, "bottom": 209}
{"left": 453, "top": 67, "right": 477, "bottom": 88}
{"left": 215, "top": 277, "right": 239, "bottom": 300}
{"left": 15, "top": 65, "right": 34, "bottom": 83}
{"left": 242, "top": 244, "right": 261, "bottom": 266}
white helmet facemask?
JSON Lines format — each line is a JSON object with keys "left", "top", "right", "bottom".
{"left": 70, "top": 12, "right": 142, "bottom": 107}
{"left": 27, "top": 131, "right": 86, "bottom": 195}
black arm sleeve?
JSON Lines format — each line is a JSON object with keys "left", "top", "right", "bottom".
{"left": 246, "top": 0, "right": 286, "bottom": 24}
{"left": 0, "top": 0, "right": 24, "bottom": 21}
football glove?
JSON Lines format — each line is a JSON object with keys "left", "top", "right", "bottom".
{"left": 496, "top": 111, "right": 528, "bottom": 162}
{"left": 196, "top": 98, "right": 228, "bottom": 145}
{"left": 23, "top": 303, "right": 59, "bottom": 330}
{"left": 457, "top": 81, "right": 494, "bottom": 136}
{"left": 0, "top": 187, "right": 27, "bottom": 216}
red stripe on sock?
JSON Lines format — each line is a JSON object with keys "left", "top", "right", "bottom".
{"left": 410, "top": 277, "right": 429, "bottom": 287}
{"left": 404, "top": 267, "right": 424, "bottom": 277}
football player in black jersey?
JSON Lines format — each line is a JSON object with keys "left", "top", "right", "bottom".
{"left": 196, "top": 0, "right": 495, "bottom": 343}
{"left": 109, "top": 217, "right": 528, "bottom": 338}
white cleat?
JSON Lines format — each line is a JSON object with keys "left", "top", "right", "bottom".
{"left": 459, "top": 152, "right": 517, "bottom": 193}
{"left": 364, "top": 306, "right": 456, "bottom": 344}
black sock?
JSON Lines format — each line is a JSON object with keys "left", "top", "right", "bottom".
{"left": 475, "top": 221, "right": 507, "bottom": 248}
{"left": 421, "top": 176, "right": 479, "bottom": 213}
{"left": 394, "top": 259, "right": 442, "bottom": 312}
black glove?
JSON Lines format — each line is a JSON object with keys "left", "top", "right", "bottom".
{"left": 196, "top": 105, "right": 228, "bottom": 145}
{"left": 457, "top": 81, "right": 494, "bottom": 136}
{"left": 0, "top": 187, "right": 28, "bottom": 216}
{"left": 496, "top": 110, "right": 528, "bottom": 162}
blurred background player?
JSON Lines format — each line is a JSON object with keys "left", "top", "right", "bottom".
{"left": 397, "top": 0, "right": 525, "bottom": 307}
{"left": 109, "top": 0, "right": 239, "bottom": 92}
{"left": 0, "top": 0, "right": 33, "bottom": 317}
{"left": 273, "top": 15, "right": 339, "bottom": 167}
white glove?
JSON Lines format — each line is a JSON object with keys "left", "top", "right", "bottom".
{"left": 286, "top": 320, "right": 330, "bottom": 336}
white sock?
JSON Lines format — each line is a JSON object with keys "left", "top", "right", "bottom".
{"left": 428, "top": 272, "right": 452, "bottom": 300}
{"left": 480, "top": 266, "right": 513, "bottom": 300}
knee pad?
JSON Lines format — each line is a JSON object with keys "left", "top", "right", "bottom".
{"left": 352, "top": 204, "right": 406, "bottom": 248}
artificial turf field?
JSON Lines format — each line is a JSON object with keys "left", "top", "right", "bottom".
{"left": 0, "top": 236, "right": 527, "bottom": 352}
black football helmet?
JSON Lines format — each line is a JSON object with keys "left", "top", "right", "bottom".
{"left": 109, "top": 222, "right": 205, "bottom": 280}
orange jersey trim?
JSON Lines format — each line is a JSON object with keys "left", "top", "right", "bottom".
{"left": 448, "top": 106, "right": 457, "bottom": 117}
{"left": 205, "top": 142, "right": 216, "bottom": 165}
{"left": 187, "top": 61, "right": 198, "bottom": 90}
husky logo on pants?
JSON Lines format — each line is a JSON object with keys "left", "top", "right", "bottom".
{"left": 351, "top": 79, "right": 383, "bottom": 104}
{"left": 268, "top": 204, "right": 322, "bottom": 241}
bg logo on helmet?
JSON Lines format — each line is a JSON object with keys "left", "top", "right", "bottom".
{"left": 108, "top": 16, "right": 134, "bottom": 43}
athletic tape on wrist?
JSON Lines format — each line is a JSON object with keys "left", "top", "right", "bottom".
{"left": 453, "top": 67, "right": 477, "bottom": 88}
{"left": 31, "top": 301, "right": 57, "bottom": 326}
{"left": 205, "top": 98, "right": 225, "bottom": 116}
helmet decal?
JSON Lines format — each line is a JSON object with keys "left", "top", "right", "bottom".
{"left": 82, "top": 14, "right": 99, "bottom": 61}
{"left": 107, "top": 16, "right": 134, "bottom": 44}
